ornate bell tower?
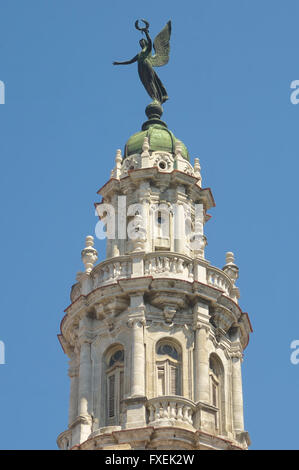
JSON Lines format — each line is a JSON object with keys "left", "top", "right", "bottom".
{"left": 57, "top": 20, "right": 252, "bottom": 451}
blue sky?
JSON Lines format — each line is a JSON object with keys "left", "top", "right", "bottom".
{"left": 0, "top": 0, "right": 299, "bottom": 449}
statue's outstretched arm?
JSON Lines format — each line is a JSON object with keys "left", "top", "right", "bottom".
{"left": 144, "top": 30, "right": 152, "bottom": 52}
{"left": 113, "top": 54, "right": 138, "bottom": 66}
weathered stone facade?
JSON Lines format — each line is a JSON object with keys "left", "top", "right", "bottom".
{"left": 57, "top": 128, "right": 252, "bottom": 450}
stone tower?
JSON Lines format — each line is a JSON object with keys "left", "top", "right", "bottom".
{"left": 57, "top": 101, "right": 252, "bottom": 450}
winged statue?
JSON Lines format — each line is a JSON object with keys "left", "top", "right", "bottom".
{"left": 113, "top": 19, "right": 172, "bottom": 104}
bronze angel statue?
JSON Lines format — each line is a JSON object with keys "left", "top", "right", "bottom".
{"left": 113, "top": 19, "right": 171, "bottom": 104}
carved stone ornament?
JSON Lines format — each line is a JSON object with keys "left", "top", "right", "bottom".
{"left": 81, "top": 236, "right": 98, "bottom": 274}
{"left": 163, "top": 306, "right": 176, "bottom": 323}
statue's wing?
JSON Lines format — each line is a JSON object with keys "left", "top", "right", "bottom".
{"left": 150, "top": 21, "right": 171, "bottom": 67}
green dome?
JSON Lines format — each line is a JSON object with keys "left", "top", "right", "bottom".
{"left": 124, "top": 123, "right": 189, "bottom": 161}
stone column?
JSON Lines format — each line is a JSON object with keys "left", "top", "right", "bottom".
{"left": 68, "top": 354, "right": 79, "bottom": 426}
{"left": 111, "top": 193, "right": 120, "bottom": 257}
{"left": 231, "top": 352, "right": 244, "bottom": 432}
{"left": 70, "top": 322, "right": 94, "bottom": 445}
{"left": 128, "top": 318, "right": 145, "bottom": 397}
{"left": 174, "top": 186, "right": 186, "bottom": 254}
{"left": 139, "top": 182, "right": 151, "bottom": 253}
{"left": 123, "top": 292, "right": 147, "bottom": 429}
{"left": 194, "top": 325, "right": 210, "bottom": 403}
{"left": 78, "top": 339, "right": 92, "bottom": 417}
{"left": 174, "top": 202, "right": 185, "bottom": 253}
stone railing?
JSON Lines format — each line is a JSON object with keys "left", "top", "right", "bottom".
{"left": 92, "top": 258, "right": 132, "bottom": 288}
{"left": 57, "top": 428, "right": 72, "bottom": 450}
{"left": 144, "top": 253, "right": 194, "bottom": 281}
{"left": 70, "top": 257, "right": 132, "bottom": 303}
{"left": 70, "top": 283, "right": 81, "bottom": 303}
{"left": 206, "top": 266, "right": 232, "bottom": 296}
{"left": 193, "top": 401, "right": 219, "bottom": 434}
{"left": 147, "top": 396, "right": 195, "bottom": 428}
{"left": 70, "top": 254, "right": 236, "bottom": 303}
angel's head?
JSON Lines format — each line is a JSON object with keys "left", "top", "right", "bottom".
{"left": 139, "top": 38, "right": 148, "bottom": 49}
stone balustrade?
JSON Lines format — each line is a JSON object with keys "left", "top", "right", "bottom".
{"left": 206, "top": 267, "right": 232, "bottom": 296}
{"left": 57, "top": 428, "right": 72, "bottom": 450}
{"left": 70, "top": 254, "right": 236, "bottom": 304}
{"left": 193, "top": 401, "right": 219, "bottom": 434}
{"left": 93, "top": 259, "right": 132, "bottom": 288}
{"left": 144, "top": 253, "right": 194, "bottom": 280}
{"left": 147, "top": 396, "right": 195, "bottom": 428}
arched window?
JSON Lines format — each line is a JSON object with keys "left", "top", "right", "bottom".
{"left": 152, "top": 204, "right": 171, "bottom": 251}
{"left": 209, "top": 354, "right": 224, "bottom": 431}
{"left": 105, "top": 346, "right": 124, "bottom": 426}
{"left": 209, "top": 357, "right": 220, "bottom": 408}
{"left": 156, "top": 341, "right": 181, "bottom": 396}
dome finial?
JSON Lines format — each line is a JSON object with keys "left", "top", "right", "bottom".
{"left": 142, "top": 100, "right": 167, "bottom": 131}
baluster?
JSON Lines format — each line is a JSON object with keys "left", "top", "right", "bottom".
{"left": 188, "top": 409, "right": 193, "bottom": 425}
{"left": 177, "top": 258, "right": 183, "bottom": 273}
{"left": 115, "top": 262, "right": 121, "bottom": 277}
{"left": 169, "top": 400, "right": 176, "bottom": 420}
{"left": 119, "top": 262, "right": 123, "bottom": 277}
{"left": 162, "top": 401, "right": 168, "bottom": 418}
{"left": 103, "top": 265, "right": 108, "bottom": 281}
{"left": 108, "top": 264, "right": 113, "bottom": 280}
{"left": 182, "top": 406, "right": 189, "bottom": 422}
{"left": 164, "top": 257, "right": 170, "bottom": 272}
{"left": 183, "top": 263, "right": 188, "bottom": 278}
{"left": 177, "top": 404, "right": 183, "bottom": 421}
{"left": 152, "top": 258, "right": 157, "bottom": 274}
{"left": 173, "top": 257, "right": 178, "bottom": 273}
{"left": 154, "top": 402, "right": 160, "bottom": 421}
